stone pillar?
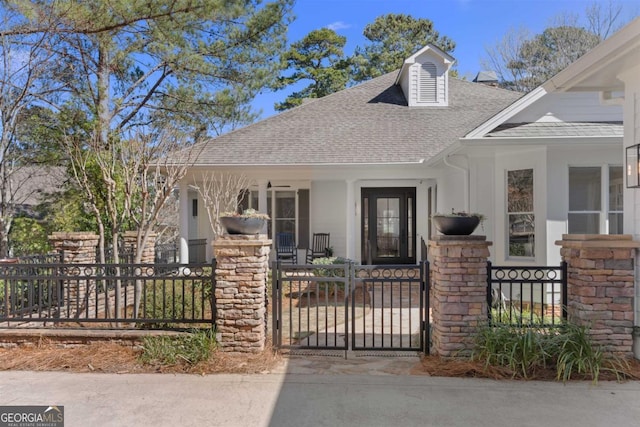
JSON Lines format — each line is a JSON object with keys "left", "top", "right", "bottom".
{"left": 556, "top": 234, "right": 639, "bottom": 356}
{"left": 123, "top": 231, "right": 157, "bottom": 263}
{"left": 49, "top": 232, "right": 99, "bottom": 264}
{"left": 429, "top": 235, "right": 491, "bottom": 358}
{"left": 48, "top": 232, "right": 100, "bottom": 316}
{"left": 213, "top": 234, "right": 271, "bottom": 353}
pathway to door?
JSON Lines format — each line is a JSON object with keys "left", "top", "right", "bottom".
{"left": 272, "top": 262, "right": 428, "bottom": 356}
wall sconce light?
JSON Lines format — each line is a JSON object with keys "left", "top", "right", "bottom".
{"left": 627, "top": 144, "right": 640, "bottom": 188}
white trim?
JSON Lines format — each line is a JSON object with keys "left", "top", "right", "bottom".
{"left": 464, "top": 87, "right": 547, "bottom": 139}
{"left": 543, "top": 17, "right": 640, "bottom": 92}
{"left": 394, "top": 44, "right": 455, "bottom": 85}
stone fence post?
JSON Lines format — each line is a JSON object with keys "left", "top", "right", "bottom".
{"left": 49, "top": 232, "right": 99, "bottom": 264}
{"left": 556, "top": 234, "right": 639, "bottom": 356}
{"left": 429, "top": 236, "right": 491, "bottom": 358}
{"left": 48, "top": 232, "right": 100, "bottom": 316}
{"left": 122, "top": 231, "right": 157, "bottom": 263}
{"left": 213, "top": 234, "right": 271, "bottom": 353}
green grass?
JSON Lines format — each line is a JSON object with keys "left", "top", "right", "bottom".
{"left": 139, "top": 329, "right": 216, "bottom": 366}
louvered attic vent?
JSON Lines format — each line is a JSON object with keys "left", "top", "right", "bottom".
{"left": 419, "top": 62, "right": 437, "bottom": 103}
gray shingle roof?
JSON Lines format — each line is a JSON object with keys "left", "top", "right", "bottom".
{"left": 487, "top": 122, "right": 623, "bottom": 138}
{"left": 183, "top": 71, "right": 522, "bottom": 166}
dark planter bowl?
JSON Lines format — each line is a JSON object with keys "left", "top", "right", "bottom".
{"left": 220, "top": 216, "right": 266, "bottom": 235}
{"left": 433, "top": 216, "right": 480, "bottom": 235}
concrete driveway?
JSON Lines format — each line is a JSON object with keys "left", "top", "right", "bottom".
{"left": 1, "top": 360, "right": 640, "bottom": 427}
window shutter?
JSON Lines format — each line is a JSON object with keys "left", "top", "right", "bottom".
{"left": 419, "top": 63, "right": 437, "bottom": 103}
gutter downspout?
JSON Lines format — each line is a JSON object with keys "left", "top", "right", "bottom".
{"left": 443, "top": 154, "right": 469, "bottom": 212}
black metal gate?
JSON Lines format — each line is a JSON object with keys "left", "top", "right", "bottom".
{"left": 272, "top": 261, "right": 429, "bottom": 354}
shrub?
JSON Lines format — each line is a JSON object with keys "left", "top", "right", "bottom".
{"left": 139, "top": 329, "right": 216, "bottom": 366}
{"left": 473, "top": 323, "right": 628, "bottom": 383}
{"left": 473, "top": 325, "right": 557, "bottom": 379}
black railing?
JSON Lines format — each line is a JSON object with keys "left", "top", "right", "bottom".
{"left": 487, "top": 261, "right": 567, "bottom": 327}
{"left": 155, "top": 242, "right": 179, "bottom": 264}
{"left": 102, "top": 245, "right": 135, "bottom": 263}
{"left": 0, "top": 260, "right": 216, "bottom": 330}
{"left": 11, "top": 253, "right": 63, "bottom": 264}
{"left": 420, "top": 237, "right": 428, "bottom": 261}
{"left": 189, "top": 239, "right": 207, "bottom": 263}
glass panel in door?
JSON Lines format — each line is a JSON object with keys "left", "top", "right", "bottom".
{"left": 376, "top": 197, "right": 400, "bottom": 259}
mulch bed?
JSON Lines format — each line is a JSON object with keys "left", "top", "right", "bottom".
{"left": 3, "top": 341, "right": 640, "bottom": 381}
{"left": 0, "top": 340, "right": 282, "bottom": 375}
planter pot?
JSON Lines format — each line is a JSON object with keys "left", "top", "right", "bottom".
{"left": 220, "top": 216, "right": 266, "bottom": 235}
{"left": 433, "top": 216, "right": 480, "bottom": 235}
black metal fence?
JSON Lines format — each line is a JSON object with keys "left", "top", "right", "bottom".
{"left": 155, "top": 242, "right": 179, "bottom": 264}
{"left": 188, "top": 239, "right": 207, "bottom": 263}
{"left": 0, "top": 261, "right": 216, "bottom": 330}
{"left": 14, "top": 253, "right": 63, "bottom": 264}
{"left": 487, "top": 261, "right": 567, "bottom": 327}
{"left": 272, "top": 260, "right": 429, "bottom": 354}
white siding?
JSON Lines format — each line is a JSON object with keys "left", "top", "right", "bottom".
{"left": 311, "top": 181, "right": 347, "bottom": 259}
{"left": 546, "top": 144, "right": 622, "bottom": 265}
{"left": 507, "top": 92, "right": 622, "bottom": 123}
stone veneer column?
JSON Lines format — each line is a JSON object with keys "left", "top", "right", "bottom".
{"left": 49, "top": 232, "right": 99, "bottom": 264}
{"left": 48, "top": 232, "right": 100, "bottom": 315}
{"left": 123, "top": 231, "right": 157, "bottom": 263}
{"left": 429, "top": 235, "right": 491, "bottom": 358}
{"left": 213, "top": 234, "right": 271, "bottom": 353}
{"left": 556, "top": 234, "right": 639, "bottom": 356}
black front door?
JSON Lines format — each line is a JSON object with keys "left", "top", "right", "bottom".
{"left": 362, "top": 188, "right": 416, "bottom": 264}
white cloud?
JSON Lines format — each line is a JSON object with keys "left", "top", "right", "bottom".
{"left": 326, "top": 21, "right": 351, "bottom": 31}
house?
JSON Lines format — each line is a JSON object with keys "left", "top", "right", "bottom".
{"left": 530, "top": 17, "right": 640, "bottom": 355}
{"left": 175, "top": 40, "right": 625, "bottom": 268}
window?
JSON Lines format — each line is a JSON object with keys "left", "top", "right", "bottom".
{"left": 239, "top": 188, "right": 310, "bottom": 245}
{"left": 609, "top": 166, "right": 623, "bottom": 234}
{"left": 569, "top": 166, "right": 623, "bottom": 234}
{"left": 507, "top": 169, "right": 534, "bottom": 257}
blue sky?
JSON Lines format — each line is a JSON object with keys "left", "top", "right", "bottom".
{"left": 253, "top": 0, "right": 638, "bottom": 119}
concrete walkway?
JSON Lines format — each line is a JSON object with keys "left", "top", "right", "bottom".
{"left": 1, "top": 358, "right": 640, "bottom": 427}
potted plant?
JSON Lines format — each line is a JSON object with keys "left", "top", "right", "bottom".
{"left": 432, "top": 210, "right": 485, "bottom": 235}
{"left": 219, "top": 209, "right": 270, "bottom": 235}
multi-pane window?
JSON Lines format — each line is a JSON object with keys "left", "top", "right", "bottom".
{"left": 507, "top": 169, "right": 534, "bottom": 257}
{"left": 239, "top": 189, "right": 309, "bottom": 245}
{"left": 568, "top": 166, "right": 623, "bottom": 234}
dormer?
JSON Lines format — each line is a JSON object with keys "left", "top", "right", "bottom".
{"left": 395, "top": 44, "right": 455, "bottom": 107}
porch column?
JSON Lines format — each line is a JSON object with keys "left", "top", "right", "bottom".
{"left": 258, "top": 179, "right": 268, "bottom": 235}
{"left": 213, "top": 234, "right": 271, "bottom": 352}
{"left": 556, "top": 235, "right": 639, "bottom": 357}
{"left": 179, "top": 180, "right": 189, "bottom": 264}
{"left": 345, "top": 179, "right": 355, "bottom": 260}
{"left": 429, "top": 235, "right": 491, "bottom": 358}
